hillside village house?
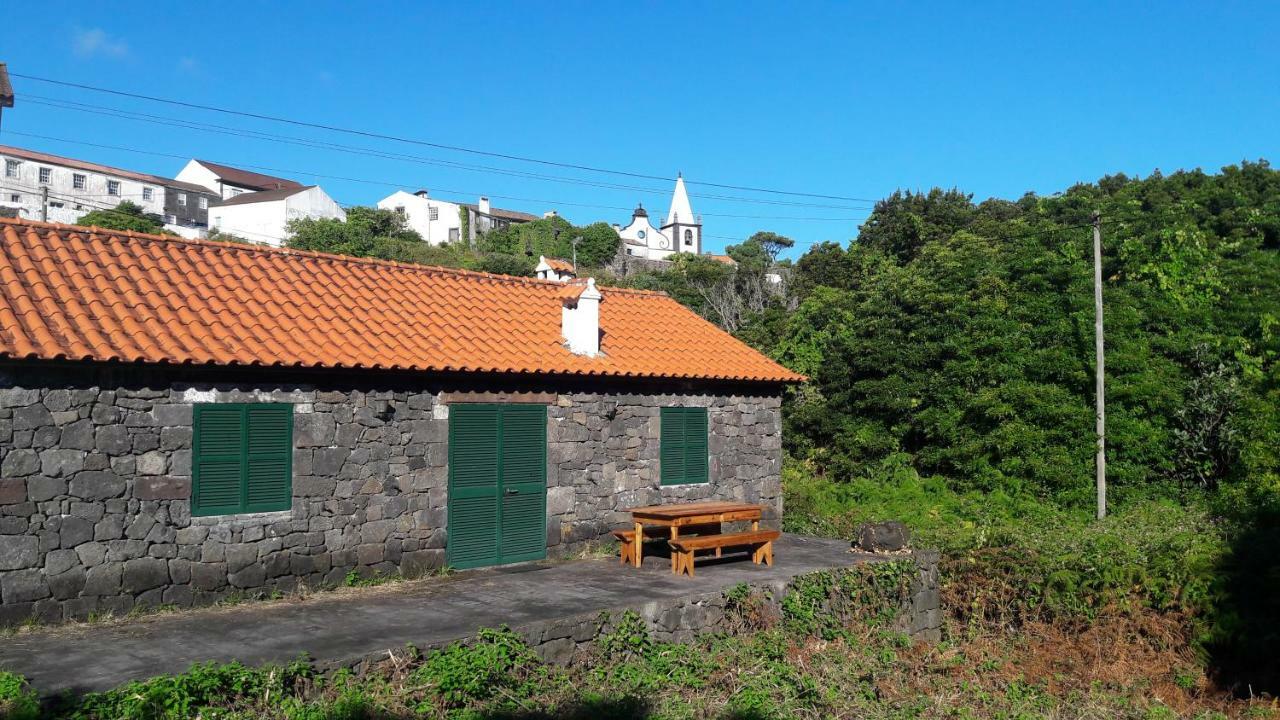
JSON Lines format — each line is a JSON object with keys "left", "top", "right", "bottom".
{"left": 0, "top": 217, "right": 800, "bottom": 624}
{"left": 0, "top": 145, "right": 219, "bottom": 238}
{"left": 207, "top": 185, "right": 346, "bottom": 246}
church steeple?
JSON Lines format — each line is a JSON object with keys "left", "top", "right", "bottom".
{"left": 665, "top": 173, "right": 694, "bottom": 226}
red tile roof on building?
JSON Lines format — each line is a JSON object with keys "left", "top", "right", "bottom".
{"left": 192, "top": 160, "right": 303, "bottom": 192}
{"left": 0, "top": 219, "right": 804, "bottom": 383}
{"left": 210, "top": 186, "right": 316, "bottom": 207}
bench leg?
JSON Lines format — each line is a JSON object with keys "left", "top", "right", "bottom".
{"left": 762, "top": 541, "right": 773, "bottom": 567}
{"left": 619, "top": 538, "right": 631, "bottom": 565}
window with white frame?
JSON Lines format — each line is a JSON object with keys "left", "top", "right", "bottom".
{"left": 39, "top": 167, "right": 51, "bottom": 184}
{"left": 4, "top": 160, "right": 18, "bottom": 178}
{"left": 429, "top": 207, "right": 439, "bottom": 221}
{"left": 198, "top": 197, "right": 208, "bottom": 210}
{"left": 8, "top": 194, "right": 18, "bottom": 203}
{"left": 177, "top": 193, "right": 187, "bottom": 207}
{"left": 72, "top": 174, "right": 86, "bottom": 190}
{"left": 107, "top": 180, "right": 121, "bottom": 196}
{"left": 142, "top": 187, "right": 154, "bottom": 201}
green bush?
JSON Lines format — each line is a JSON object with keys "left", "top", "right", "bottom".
{"left": 0, "top": 671, "right": 40, "bottom": 720}
{"left": 408, "top": 627, "right": 548, "bottom": 711}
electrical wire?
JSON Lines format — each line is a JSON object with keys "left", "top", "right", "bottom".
{"left": 10, "top": 72, "right": 879, "bottom": 203}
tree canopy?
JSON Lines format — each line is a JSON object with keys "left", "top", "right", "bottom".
{"left": 76, "top": 201, "right": 169, "bottom": 234}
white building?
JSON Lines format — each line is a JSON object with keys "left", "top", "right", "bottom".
{"left": 175, "top": 159, "right": 302, "bottom": 200}
{"left": 615, "top": 175, "right": 702, "bottom": 260}
{"left": 377, "top": 189, "right": 463, "bottom": 245}
{"left": 208, "top": 185, "right": 345, "bottom": 246}
{"left": 0, "top": 144, "right": 167, "bottom": 225}
{"left": 0, "top": 145, "right": 221, "bottom": 237}
{"left": 376, "top": 190, "right": 541, "bottom": 245}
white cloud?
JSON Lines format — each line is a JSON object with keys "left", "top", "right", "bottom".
{"left": 73, "top": 28, "right": 129, "bottom": 59}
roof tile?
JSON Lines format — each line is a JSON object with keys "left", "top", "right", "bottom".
{"left": 0, "top": 219, "right": 803, "bottom": 383}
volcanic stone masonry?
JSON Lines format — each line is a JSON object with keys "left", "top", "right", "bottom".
{"left": 0, "top": 363, "right": 782, "bottom": 625}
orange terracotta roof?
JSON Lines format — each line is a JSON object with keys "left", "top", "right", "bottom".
{"left": 0, "top": 218, "right": 804, "bottom": 383}
{"left": 544, "top": 257, "right": 575, "bottom": 273}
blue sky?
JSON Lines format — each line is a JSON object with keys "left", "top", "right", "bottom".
{"left": 1, "top": 2, "right": 1277, "bottom": 257}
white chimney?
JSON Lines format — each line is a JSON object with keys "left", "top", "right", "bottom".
{"left": 562, "top": 278, "right": 603, "bottom": 357}
{"left": 478, "top": 196, "right": 491, "bottom": 216}
{"left": 414, "top": 189, "right": 430, "bottom": 198}
{"left": 543, "top": 210, "right": 558, "bottom": 219}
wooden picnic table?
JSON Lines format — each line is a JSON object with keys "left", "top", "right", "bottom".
{"left": 625, "top": 500, "right": 764, "bottom": 568}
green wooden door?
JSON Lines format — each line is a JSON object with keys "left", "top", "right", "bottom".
{"left": 447, "top": 404, "right": 547, "bottom": 569}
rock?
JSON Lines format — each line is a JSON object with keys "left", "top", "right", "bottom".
{"left": 189, "top": 562, "right": 228, "bottom": 591}
{"left": 26, "top": 476, "right": 67, "bottom": 502}
{"left": 134, "top": 476, "right": 190, "bottom": 501}
{"left": 854, "top": 521, "right": 911, "bottom": 552}
{"left": 75, "top": 542, "right": 107, "bottom": 567}
{"left": 536, "top": 637, "right": 576, "bottom": 665}
{"left": 59, "top": 515, "right": 95, "bottom": 548}
{"left": 13, "top": 404, "right": 53, "bottom": 430}
{"left": 313, "top": 447, "right": 351, "bottom": 477}
{"left": 83, "top": 563, "right": 122, "bottom": 596}
{"left": 0, "top": 536, "right": 38, "bottom": 570}
{"left": 227, "top": 564, "right": 265, "bottom": 589}
{"left": 294, "top": 413, "right": 335, "bottom": 448}
{"left": 94, "top": 425, "right": 131, "bottom": 455}
{"left": 39, "top": 448, "right": 85, "bottom": 477}
{"left": 1, "top": 449, "right": 40, "bottom": 477}
{"left": 60, "top": 420, "right": 95, "bottom": 451}
{"left": 122, "top": 557, "right": 170, "bottom": 593}
{"left": 44, "top": 548, "right": 79, "bottom": 575}
{"left": 0, "top": 479, "right": 26, "bottom": 505}
{"left": 136, "top": 451, "right": 167, "bottom": 476}
{"left": 1, "top": 569, "right": 50, "bottom": 603}
{"left": 48, "top": 566, "right": 87, "bottom": 600}
{"left": 69, "top": 471, "right": 125, "bottom": 500}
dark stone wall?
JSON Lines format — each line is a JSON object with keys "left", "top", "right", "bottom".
{"left": 0, "top": 361, "right": 783, "bottom": 625}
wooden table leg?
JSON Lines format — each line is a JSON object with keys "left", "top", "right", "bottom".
{"left": 634, "top": 521, "right": 644, "bottom": 567}
{"left": 670, "top": 526, "right": 679, "bottom": 573}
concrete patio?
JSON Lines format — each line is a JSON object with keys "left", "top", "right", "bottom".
{"left": 0, "top": 533, "right": 881, "bottom": 696}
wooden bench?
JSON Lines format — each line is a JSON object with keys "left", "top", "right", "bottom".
{"left": 611, "top": 523, "right": 721, "bottom": 565}
{"left": 668, "top": 529, "right": 781, "bottom": 577}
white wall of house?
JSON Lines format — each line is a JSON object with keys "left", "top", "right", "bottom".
{"left": 376, "top": 190, "right": 463, "bottom": 245}
{"left": 174, "top": 160, "right": 262, "bottom": 199}
{"left": 209, "top": 187, "right": 346, "bottom": 246}
{"left": 0, "top": 150, "right": 165, "bottom": 224}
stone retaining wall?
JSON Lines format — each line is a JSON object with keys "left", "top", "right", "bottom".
{"left": 329, "top": 552, "right": 943, "bottom": 673}
{"left": 517, "top": 550, "right": 942, "bottom": 664}
{"left": 0, "top": 362, "right": 782, "bottom": 625}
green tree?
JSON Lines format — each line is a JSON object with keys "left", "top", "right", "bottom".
{"left": 76, "top": 201, "right": 168, "bottom": 234}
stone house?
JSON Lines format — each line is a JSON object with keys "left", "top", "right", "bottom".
{"left": 0, "top": 217, "right": 802, "bottom": 625}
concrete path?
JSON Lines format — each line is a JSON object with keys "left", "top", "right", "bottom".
{"left": 0, "top": 534, "right": 868, "bottom": 696}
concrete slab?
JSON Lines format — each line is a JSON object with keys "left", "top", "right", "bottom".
{"left": 0, "top": 534, "right": 870, "bottom": 696}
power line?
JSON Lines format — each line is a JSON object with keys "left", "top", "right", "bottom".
{"left": 18, "top": 95, "right": 874, "bottom": 212}
{"left": 4, "top": 131, "right": 867, "bottom": 223}
{"left": 10, "top": 72, "right": 879, "bottom": 204}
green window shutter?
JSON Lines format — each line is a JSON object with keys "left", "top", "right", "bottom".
{"left": 683, "top": 408, "right": 709, "bottom": 484}
{"left": 498, "top": 405, "right": 546, "bottom": 563}
{"left": 447, "top": 405, "right": 501, "bottom": 569}
{"left": 192, "top": 404, "right": 292, "bottom": 517}
{"left": 661, "top": 407, "right": 708, "bottom": 486}
{"left": 193, "top": 405, "right": 246, "bottom": 517}
{"left": 245, "top": 405, "right": 293, "bottom": 513}
{"left": 660, "top": 407, "right": 686, "bottom": 485}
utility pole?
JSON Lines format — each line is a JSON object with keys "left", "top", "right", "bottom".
{"left": 40, "top": 185, "right": 48, "bottom": 222}
{"left": 571, "top": 235, "right": 582, "bottom": 272}
{"left": 1092, "top": 211, "right": 1106, "bottom": 520}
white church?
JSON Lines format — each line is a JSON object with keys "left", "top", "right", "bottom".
{"left": 614, "top": 175, "right": 702, "bottom": 260}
